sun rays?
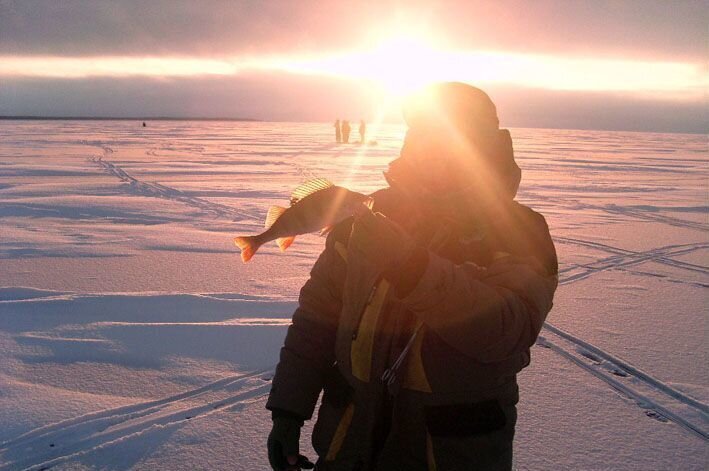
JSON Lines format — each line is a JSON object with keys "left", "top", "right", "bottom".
{"left": 1, "top": 39, "right": 704, "bottom": 102}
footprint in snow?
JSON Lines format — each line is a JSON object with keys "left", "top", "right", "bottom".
{"left": 610, "top": 368, "right": 629, "bottom": 377}
{"left": 645, "top": 410, "right": 669, "bottom": 423}
{"left": 535, "top": 336, "right": 551, "bottom": 348}
{"left": 578, "top": 349, "right": 601, "bottom": 364}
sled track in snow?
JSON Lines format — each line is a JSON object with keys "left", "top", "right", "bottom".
{"left": 538, "top": 323, "right": 709, "bottom": 441}
{"left": 88, "top": 152, "right": 260, "bottom": 223}
{"left": 0, "top": 368, "right": 274, "bottom": 471}
{"left": 80, "top": 146, "right": 708, "bottom": 452}
{"left": 522, "top": 191, "right": 709, "bottom": 233}
{"left": 597, "top": 203, "right": 709, "bottom": 233}
{"left": 546, "top": 235, "right": 708, "bottom": 438}
{"left": 556, "top": 237, "right": 709, "bottom": 276}
{"left": 555, "top": 238, "right": 709, "bottom": 286}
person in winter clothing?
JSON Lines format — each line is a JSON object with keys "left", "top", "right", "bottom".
{"left": 359, "top": 120, "right": 366, "bottom": 144}
{"left": 266, "top": 82, "right": 558, "bottom": 471}
{"left": 334, "top": 120, "right": 342, "bottom": 143}
{"left": 341, "top": 120, "right": 351, "bottom": 144}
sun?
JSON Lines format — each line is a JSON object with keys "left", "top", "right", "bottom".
{"left": 358, "top": 33, "right": 449, "bottom": 96}
{"left": 276, "top": 25, "right": 455, "bottom": 99}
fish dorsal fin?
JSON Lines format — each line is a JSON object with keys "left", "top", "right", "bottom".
{"left": 290, "top": 178, "right": 334, "bottom": 205}
{"left": 265, "top": 205, "right": 287, "bottom": 229}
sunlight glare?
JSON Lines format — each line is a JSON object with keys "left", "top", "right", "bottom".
{"left": 271, "top": 23, "right": 707, "bottom": 102}
{"left": 1, "top": 26, "right": 705, "bottom": 102}
{"left": 0, "top": 56, "right": 240, "bottom": 78}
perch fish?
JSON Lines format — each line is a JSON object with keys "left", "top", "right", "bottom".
{"left": 234, "top": 178, "right": 370, "bottom": 262}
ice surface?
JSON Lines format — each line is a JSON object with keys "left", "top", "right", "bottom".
{"left": 0, "top": 121, "right": 706, "bottom": 469}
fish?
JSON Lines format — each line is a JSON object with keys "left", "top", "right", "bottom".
{"left": 234, "top": 178, "right": 370, "bottom": 262}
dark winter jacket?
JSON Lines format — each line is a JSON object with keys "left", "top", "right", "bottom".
{"left": 266, "top": 185, "right": 558, "bottom": 470}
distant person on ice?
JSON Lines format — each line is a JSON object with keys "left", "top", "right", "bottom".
{"left": 334, "top": 119, "right": 341, "bottom": 143}
{"left": 341, "top": 120, "right": 351, "bottom": 143}
{"left": 266, "top": 82, "right": 558, "bottom": 470}
{"left": 359, "top": 120, "right": 366, "bottom": 144}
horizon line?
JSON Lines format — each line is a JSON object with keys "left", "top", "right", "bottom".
{"left": 0, "top": 116, "right": 705, "bottom": 135}
{"left": 0, "top": 115, "right": 261, "bottom": 122}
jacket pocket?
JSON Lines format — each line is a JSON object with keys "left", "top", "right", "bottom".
{"left": 424, "top": 401, "right": 515, "bottom": 471}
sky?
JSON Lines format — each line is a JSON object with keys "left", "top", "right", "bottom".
{"left": 0, "top": 0, "right": 707, "bottom": 132}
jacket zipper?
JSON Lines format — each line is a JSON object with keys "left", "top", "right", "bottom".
{"left": 351, "top": 277, "right": 381, "bottom": 341}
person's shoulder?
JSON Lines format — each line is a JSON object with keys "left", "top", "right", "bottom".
{"left": 510, "top": 202, "right": 550, "bottom": 234}
{"left": 505, "top": 202, "right": 558, "bottom": 274}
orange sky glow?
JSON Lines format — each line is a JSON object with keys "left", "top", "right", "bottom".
{"left": 2, "top": 30, "right": 705, "bottom": 102}
{"left": 2, "top": 6, "right": 706, "bottom": 132}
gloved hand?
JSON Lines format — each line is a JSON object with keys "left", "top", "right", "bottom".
{"left": 267, "top": 416, "right": 315, "bottom": 470}
{"left": 349, "top": 207, "right": 417, "bottom": 275}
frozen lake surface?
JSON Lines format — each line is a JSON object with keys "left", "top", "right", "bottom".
{"left": 0, "top": 121, "right": 707, "bottom": 469}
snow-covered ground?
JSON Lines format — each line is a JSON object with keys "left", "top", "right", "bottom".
{"left": 0, "top": 120, "right": 706, "bottom": 470}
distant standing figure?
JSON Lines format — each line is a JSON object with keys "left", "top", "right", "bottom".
{"left": 142, "top": 122, "right": 146, "bottom": 127}
{"left": 334, "top": 119, "right": 341, "bottom": 143}
{"left": 359, "top": 119, "right": 366, "bottom": 143}
{"left": 341, "top": 120, "right": 351, "bottom": 143}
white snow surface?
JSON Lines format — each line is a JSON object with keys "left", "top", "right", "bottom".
{"left": 0, "top": 120, "right": 707, "bottom": 470}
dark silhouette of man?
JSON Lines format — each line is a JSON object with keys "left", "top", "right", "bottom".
{"left": 334, "top": 120, "right": 342, "bottom": 143}
{"left": 359, "top": 120, "right": 366, "bottom": 144}
{"left": 341, "top": 120, "right": 351, "bottom": 144}
{"left": 266, "top": 82, "right": 558, "bottom": 470}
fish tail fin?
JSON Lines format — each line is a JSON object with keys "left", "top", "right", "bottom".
{"left": 234, "top": 235, "right": 261, "bottom": 263}
{"left": 276, "top": 236, "right": 295, "bottom": 252}
{"left": 265, "top": 205, "right": 288, "bottom": 229}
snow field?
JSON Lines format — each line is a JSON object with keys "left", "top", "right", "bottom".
{"left": 0, "top": 121, "right": 706, "bottom": 469}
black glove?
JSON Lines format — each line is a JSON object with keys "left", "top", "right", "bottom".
{"left": 349, "top": 207, "right": 416, "bottom": 274}
{"left": 267, "top": 416, "right": 315, "bottom": 470}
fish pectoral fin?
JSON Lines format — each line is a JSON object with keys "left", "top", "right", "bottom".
{"left": 265, "top": 205, "right": 288, "bottom": 229}
{"left": 290, "top": 178, "right": 334, "bottom": 205}
{"left": 276, "top": 236, "right": 295, "bottom": 252}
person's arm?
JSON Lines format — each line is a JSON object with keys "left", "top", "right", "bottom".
{"left": 350, "top": 209, "right": 557, "bottom": 363}
{"left": 398, "top": 248, "right": 557, "bottom": 362}
{"left": 266, "top": 225, "right": 347, "bottom": 420}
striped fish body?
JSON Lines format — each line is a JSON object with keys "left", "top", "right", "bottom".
{"left": 234, "top": 178, "right": 369, "bottom": 262}
{"left": 265, "top": 186, "right": 367, "bottom": 241}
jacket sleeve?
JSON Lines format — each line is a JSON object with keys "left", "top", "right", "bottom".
{"left": 399, "top": 215, "right": 558, "bottom": 363}
{"left": 266, "top": 228, "right": 347, "bottom": 420}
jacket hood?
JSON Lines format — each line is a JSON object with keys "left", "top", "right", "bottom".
{"left": 384, "top": 128, "right": 521, "bottom": 202}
